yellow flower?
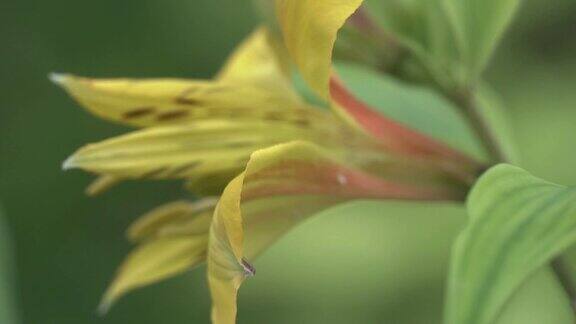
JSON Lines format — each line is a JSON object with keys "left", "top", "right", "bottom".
{"left": 55, "top": 2, "right": 482, "bottom": 322}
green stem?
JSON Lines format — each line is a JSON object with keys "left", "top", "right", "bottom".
{"left": 448, "top": 88, "right": 510, "bottom": 164}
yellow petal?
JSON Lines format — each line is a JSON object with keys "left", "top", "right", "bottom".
{"left": 276, "top": 0, "right": 364, "bottom": 100}
{"left": 103, "top": 195, "right": 336, "bottom": 315}
{"left": 63, "top": 113, "right": 359, "bottom": 183}
{"left": 98, "top": 236, "right": 207, "bottom": 314}
{"left": 101, "top": 138, "right": 460, "bottom": 317}
{"left": 52, "top": 73, "right": 299, "bottom": 128}
{"left": 100, "top": 198, "right": 217, "bottom": 312}
{"left": 208, "top": 175, "right": 248, "bottom": 324}
{"left": 207, "top": 140, "right": 462, "bottom": 323}
{"left": 216, "top": 27, "right": 299, "bottom": 101}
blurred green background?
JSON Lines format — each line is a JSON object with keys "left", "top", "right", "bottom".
{"left": 1, "top": 0, "right": 576, "bottom": 323}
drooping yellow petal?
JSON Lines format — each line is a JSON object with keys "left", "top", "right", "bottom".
{"left": 276, "top": 0, "right": 364, "bottom": 100}
{"left": 216, "top": 27, "right": 299, "bottom": 101}
{"left": 207, "top": 140, "right": 462, "bottom": 323}
{"left": 98, "top": 236, "right": 207, "bottom": 314}
{"left": 101, "top": 195, "right": 338, "bottom": 315}
{"left": 99, "top": 198, "right": 216, "bottom": 312}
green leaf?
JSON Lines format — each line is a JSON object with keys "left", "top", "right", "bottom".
{"left": 445, "top": 164, "right": 576, "bottom": 324}
{"left": 335, "top": 62, "right": 485, "bottom": 160}
{"left": 442, "top": 0, "right": 521, "bottom": 82}
{"left": 0, "top": 206, "right": 19, "bottom": 324}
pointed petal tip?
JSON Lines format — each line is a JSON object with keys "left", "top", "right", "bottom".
{"left": 48, "top": 72, "right": 69, "bottom": 85}
{"left": 61, "top": 156, "right": 76, "bottom": 171}
{"left": 96, "top": 300, "right": 111, "bottom": 317}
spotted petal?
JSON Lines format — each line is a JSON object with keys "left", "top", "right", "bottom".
{"left": 52, "top": 28, "right": 300, "bottom": 128}
{"left": 52, "top": 75, "right": 302, "bottom": 128}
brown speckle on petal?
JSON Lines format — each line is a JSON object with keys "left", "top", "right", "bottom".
{"left": 263, "top": 111, "right": 286, "bottom": 121}
{"left": 157, "top": 110, "right": 190, "bottom": 121}
{"left": 175, "top": 97, "right": 202, "bottom": 105}
{"left": 122, "top": 107, "right": 155, "bottom": 119}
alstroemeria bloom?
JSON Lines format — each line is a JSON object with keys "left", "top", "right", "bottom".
{"left": 57, "top": 1, "right": 483, "bottom": 322}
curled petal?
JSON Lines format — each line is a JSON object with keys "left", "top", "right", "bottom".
{"left": 100, "top": 139, "right": 464, "bottom": 317}
{"left": 208, "top": 141, "right": 463, "bottom": 323}
{"left": 276, "top": 0, "right": 364, "bottom": 100}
